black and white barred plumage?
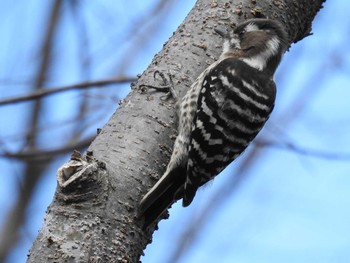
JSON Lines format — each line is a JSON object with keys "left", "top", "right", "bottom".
{"left": 139, "top": 19, "right": 288, "bottom": 226}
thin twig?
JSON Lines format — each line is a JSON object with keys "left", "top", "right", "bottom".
{"left": 0, "top": 77, "right": 136, "bottom": 106}
{"left": 255, "top": 139, "right": 350, "bottom": 160}
{"left": 0, "top": 136, "right": 94, "bottom": 162}
{"left": 114, "top": 0, "right": 177, "bottom": 74}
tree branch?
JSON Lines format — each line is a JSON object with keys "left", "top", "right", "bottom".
{"left": 0, "top": 136, "right": 94, "bottom": 162}
{"left": 0, "top": 77, "right": 136, "bottom": 106}
{"left": 255, "top": 139, "right": 350, "bottom": 160}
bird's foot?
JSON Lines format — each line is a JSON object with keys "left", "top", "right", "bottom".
{"left": 139, "top": 70, "right": 178, "bottom": 101}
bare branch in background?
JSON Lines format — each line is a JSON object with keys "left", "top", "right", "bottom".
{"left": 114, "top": 0, "right": 178, "bottom": 74}
{"left": 0, "top": 1, "right": 62, "bottom": 261}
{"left": 0, "top": 77, "right": 136, "bottom": 106}
{"left": 69, "top": 1, "right": 99, "bottom": 141}
{"left": 0, "top": 136, "right": 94, "bottom": 162}
{"left": 255, "top": 139, "right": 350, "bottom": 160}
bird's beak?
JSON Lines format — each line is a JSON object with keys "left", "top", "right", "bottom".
{"left": 214, "top": 28, "right": 229, "bottom": 39}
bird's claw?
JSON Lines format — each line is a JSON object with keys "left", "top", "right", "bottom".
{"left": 139, "top": 70, "right": 178, "bottom": 101}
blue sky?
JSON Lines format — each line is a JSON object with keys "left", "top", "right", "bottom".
{"left": 1, "top": 1, "right": 350, "bottom": 263}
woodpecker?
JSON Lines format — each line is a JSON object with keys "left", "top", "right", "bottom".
{"left": 139, "top": 19, "right": 289, "bottom": 226}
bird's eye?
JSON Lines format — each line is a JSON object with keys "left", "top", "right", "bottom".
{"left": 239, "top": 29, "right": 246, "bottom": 36}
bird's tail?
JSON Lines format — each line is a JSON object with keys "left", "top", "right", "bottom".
{"left": 138, "top": 165, "right": 185, "bottom": 227}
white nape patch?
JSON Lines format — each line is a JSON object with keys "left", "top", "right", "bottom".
{"left": 245, "top": 23, "right": 259, "bottom": 32}
{"left": 230, "top": 37, "right": 240, "bottom": 49}
{"left": 222, "top": 40, "right": 230, "bottom": 53}
{"left": 241, "top": 36, "right": 280, "bottom": 71}
{"left": 222, "top": 37, "right": 240, "bottom": 54}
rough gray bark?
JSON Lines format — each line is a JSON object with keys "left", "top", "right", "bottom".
{"left": 27, "top": 0, "right": 325, "bottom": 262}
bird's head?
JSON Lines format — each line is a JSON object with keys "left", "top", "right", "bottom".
{"left": 215, "top": 19, "right": 289, "bottom": 76}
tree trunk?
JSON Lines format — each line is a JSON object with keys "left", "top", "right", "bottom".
{"left": 27, "top": 0, "right": 325, "bottom": 262}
